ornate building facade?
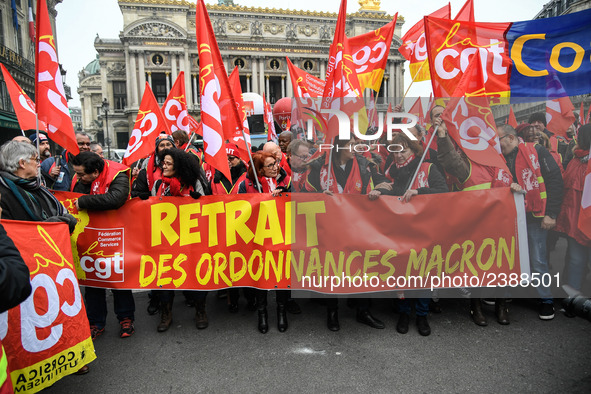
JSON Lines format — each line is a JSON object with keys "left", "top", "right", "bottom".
{"left": 78, "top": 0, "right": 405, "bottom": 149}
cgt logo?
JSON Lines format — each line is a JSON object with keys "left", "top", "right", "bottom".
{"left": 78, "top": 228, "right": 125, "bottom": 282}
{"left": 80, "top": 253, "right": 124, "bottom": 281}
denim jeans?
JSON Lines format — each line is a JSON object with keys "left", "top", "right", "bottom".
{"left": 399, "top": 298, "right": 430, "bottom": 317}
{"left": 85, "top": 288, "right": 136, "bottom": 329}
{"left": 526, "top": 221, "right": 553, "bottom": 302}
{"left": 566, "top": 236, "right": 591, "bottom": 291}
{"left": 157, "top": 290, "right": 207, "bottom": 304}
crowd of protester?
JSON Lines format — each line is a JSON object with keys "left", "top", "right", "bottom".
{"left": 0, "top": 105, "right": 589, "bottom": 356}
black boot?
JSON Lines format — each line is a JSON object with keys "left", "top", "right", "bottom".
{"left": 495, "top": 298, "right": 510, "bottom": 325}
{"left": 416, "top": 315, "right": 431, "bottom": 336}
{"left": 195, "top": 300, "right": 208, "bottom": 329}
{"left": 147, "top": 292, "right": 159, "bottom": 315}
{"left": 396, "top": 313, "right": 410, "bottom": 334}
{"left": 277, "top": 304, "right": 288, "bottom": 332}
{"left": 356, "top": 310, "right": 385, "bottom": 329}
{"left": 327, "top": 308, "right": 340, "bottom": 331}
{"left": 258, "top": 308, "right": 268, "bottom": 334}
{"left": 470, "top": 298, "right": 488, "bottom": 326}
{"left": 157, "top": 302, "right": 172, "bottom": 332}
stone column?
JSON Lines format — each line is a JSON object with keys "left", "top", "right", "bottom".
{"left": 286, "top": 67, "right": 293, "bottom": 97}
{"left": 389, "top": 61, "right": 396, "bottom": 103}
{"left": 281, "top": 75, "right": 285, "bottom": 98}
{"left": 147, "top": 71, "right": 152, "bottom": 86}
{"left": 192, "top": 74, "right": 199, "bottom": 106}
{"left": 166, "top": 71, "right": 171, "bottom": 94}
{"left": 258, "top": 58, "right": 265, "bottom": 98}
{"left": 383, "top": 76, "right": 388, "bottom": 100}
{"left": 183, "top": 47, "right": 192, "bottom": 107}
{"left": 397, "top": 62, "right": 404, "bottom": 102}
{"left": 265, "top": 75, "right": 270, "bottom": 99}
{"left": 251, "top": 57, "right": 258, "bottom": 93}
{"left": 138, "top": 52, "right": 146, "bottom": 96}
{"left": 320, "top": 60, "right": 326, "bottom": 80}
{"left": 171, "top": 53, "right": 178, "bottom": 86}
{"left": 246, "top": 74, "right": 251, "bottom": 92}
{"left": 129, "top": 52, "right": 139, "bottom": 107}
{"left": 124, "top": 45, "right": 132, "bottom": 108}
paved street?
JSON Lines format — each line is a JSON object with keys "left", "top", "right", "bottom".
{"left": 51, "top": 239, "right": 591, "bottom": 393}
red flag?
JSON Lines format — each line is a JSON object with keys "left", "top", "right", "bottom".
{"left": 122, "top": 83, "right": 170, "bottom": 166}
{"left": 454, "top": 0, "right": 475, "bottom": 21}
{"left": 28, "top": 0, "right": 35, "bottom": 42}
{"left": 228, "top": 67, "right": 252, "bottom": 159}
{"left": 546, "top": 96, "right": 575, "bottom": 138}
{"left": 442, "top": 56, "right": 509, "bottom": 173}
{"left": 1, "top": 64, "right": 48, "bottom": 131}
{"left": 348, "top": 14, "right": 397, "bottom": 92}
{"left": 424, "top": 16, "right": 511, "bottom": 100}
{"left": 586, "top": 104, "right": 591, "bottom": 126}
{"left": 162, "top": 71, "right": 201, "bottom": 136}
{"left": 195, "top": 0, "right": 237, "bottom": 181}
{"left": 321, "top": 0, "right": 364, "bottom": 140}
{"left": 399, "top": 4, "right": 450, "bottom": 82}
{"left": 507, "top": 106, "right": 518, "bottom": 128}
{"left": 408, "top": 97, "right": 424, "bottom": 127}
{"left": 286, "top": 58, "right": 325, "bottom": 97}
{"left": 579, "top": 101, "right": 586, "bottom": 126}
{"left": 263, "top": 93, "right": 277, "bottom": 143}
{"left": 35, "top": 0, "right": 78, "bottom": 154}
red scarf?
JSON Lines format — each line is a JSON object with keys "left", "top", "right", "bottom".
{"left": 320, "top": 158, "right": 365, "bottom": 194}
{"left": 72, "top": 160, "right": 130, "bottom": 195}
{"left": 515, "top": 143, "right": 546, "bottom": 217}
{"left": 157, "top": 177, "right": 193, "bottom": 197}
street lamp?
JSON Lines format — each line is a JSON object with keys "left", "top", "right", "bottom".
{"left": 101, "top": 98, "right": 111, "bottom": 160}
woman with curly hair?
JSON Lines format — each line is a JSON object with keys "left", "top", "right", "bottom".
{"left": 151, "top": 148, "right": 211, "bottom": 332}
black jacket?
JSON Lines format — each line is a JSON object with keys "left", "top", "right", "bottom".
{"left": 376, "top": 157, "right": 448, "bottom": 196}
{"left": 74, "top": 172, "right": 130, "bottom": 211}
{"left": 308, "top": 154, "right": 378, "bottom": 195}
{"left": 0, "top": 172, "right": 77, "bottom": 233}
{"left": 0, "top": 222, "right": 32, "bottom": 313}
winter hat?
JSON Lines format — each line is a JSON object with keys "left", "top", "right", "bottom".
{"left": 29, "top": 133, "right": 48, "bottom": 144}
{"left": 155, "top": 133, "right": 175, "bottom": 150}
{"left": 225, "top": 143, "right": 241, "bottom": 160}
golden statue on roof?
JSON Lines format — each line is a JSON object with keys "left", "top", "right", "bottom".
{"left": 359, "top": 0, "right": 381, "bottom": 11}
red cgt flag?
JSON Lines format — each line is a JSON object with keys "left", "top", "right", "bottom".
{"left": 162, "top": 71, "right": 201, "bottom": 136}
{"left": 348, "top": 14, "right": 397, "bottom": 92}
{"left": 321, "top": 0, "right": 364, "bottom": 141}
{"left": 546, "top": 96, "right": 575, "bottom": 138}
{"left": 228, "top": 67, "right": 252, "bottom": 159}
{"left": 35, "top": 0, "right": 78, "bottom": 154}
{"left": 579, "top": 101, "right": 586, "bottom": 126}
{"left": 122, "top": 83, "right": 170, "bottom": 166}
{"left": 263, "top": 93, "right": 277, "bottom": 143}
{"left": 399, "top": 4, "right": 450, "bottom": 83}
{"left": 1, "top": 64, "right": 48, "bottom": 131}
{"left": 442, "top": 56, "right": 509, "bottom": 173}
{"left": 195, "top": 0, "right": 238, "bottom": 181}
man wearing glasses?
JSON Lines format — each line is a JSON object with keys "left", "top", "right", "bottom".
{"left": 41, "top": 132, "right": 91, "bottom": 191}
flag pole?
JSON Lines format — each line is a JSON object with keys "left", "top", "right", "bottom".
{"left": 35, "top": 113, "right": 41, "bottom": 181}
{"left": 405, "top": 124, "right": 439, "bottom": 193}
{"left": 184, "top": 133, "right": 195, "bottom": 152}
{"left": 241, "top": 128, "right": 262, "bottom": 193}
{"left": 324, "top": 137, "right": 335, "bottom": 193}
{"left": 399, "top": 60, "right": 428, "bottom": 107}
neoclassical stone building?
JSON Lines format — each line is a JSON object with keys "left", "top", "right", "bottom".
{"left": 78, "top": 0, "right": 405, "bottom": 148}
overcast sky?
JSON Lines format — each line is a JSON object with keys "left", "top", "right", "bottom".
{"left": 56, "top": 0, "right": 548, "bottom": 107}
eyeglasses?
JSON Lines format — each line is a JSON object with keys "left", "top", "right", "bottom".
{"left": 263, "top": 161, "right": 278, "bottom": 169}
{"left": 499, "top": 135, "right": 511, "bottom": 141}
{"left": 293, "top": 153, "right": 310, "bottom": 160}
{"left": 29, "top": 156, "right": 41, "bottom": 164}
{"left": 77, "top": 142, "right": 91, "bottom": 146}
{"left": 228, "top": 156, "right": 238, "bottom": 161}
{"left": 162, "top": 161, "right": 174, "bottom": 167}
